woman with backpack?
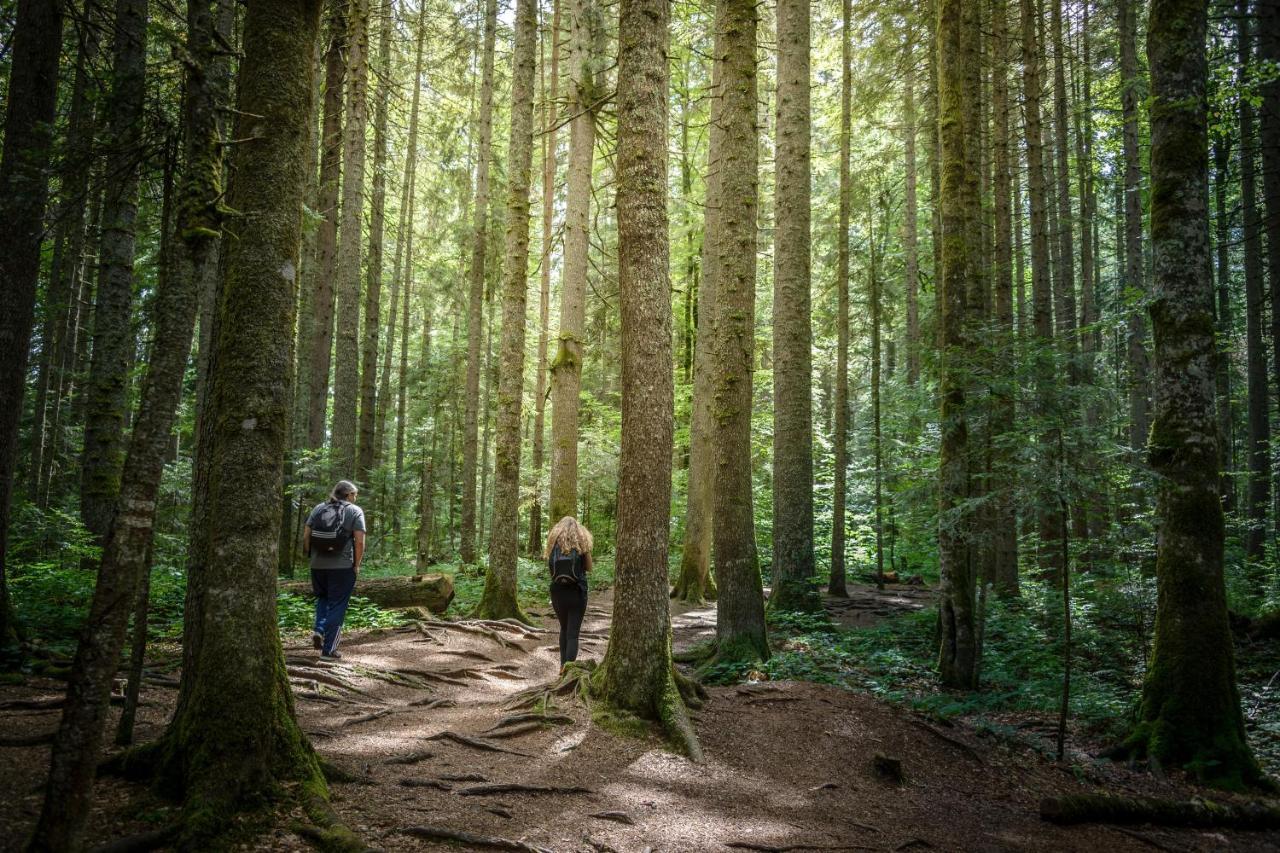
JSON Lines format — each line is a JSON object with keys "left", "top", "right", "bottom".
{"left": 545, "top": 516, "right": 593, "bottom": 669}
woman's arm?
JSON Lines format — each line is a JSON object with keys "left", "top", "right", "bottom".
{"left": 583, "top": 552, "right": 593, "bottom": 573}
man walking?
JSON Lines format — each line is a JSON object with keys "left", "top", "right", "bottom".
{"left": 302, "top": 480, "right": 366, "bottom": 660}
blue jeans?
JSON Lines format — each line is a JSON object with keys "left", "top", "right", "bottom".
{"left": 311, "top": 568, "right": 357, "bottom": 655}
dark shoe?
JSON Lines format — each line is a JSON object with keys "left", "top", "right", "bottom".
{"left": 320, "top": 651, "right": 342, "bottom": 661}
{"left": 312, "top": 632, "right": 323, "bottom": 650}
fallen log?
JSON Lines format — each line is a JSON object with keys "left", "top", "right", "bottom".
{"left": 280, "top": 573, "right": 454, "bottom": 613}
{"left": 1040, "top": 794, "right": 1280, "bottom": 829}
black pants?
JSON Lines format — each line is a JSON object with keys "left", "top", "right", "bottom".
{"left": 550, "top": 583, "right": 587, "bottom": 666}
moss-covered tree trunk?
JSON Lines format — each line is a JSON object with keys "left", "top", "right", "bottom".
{"left": 937, "top": 0, "right": 980, "bottom": 690}
{"left": 306, "top": 0, "right": 347, "bottom": 450}
{"left": 768, "top": 0, "right": 817, "bottom": 614}
{"left": 477, "top": 0, "right": 537, "bottom": 622}
{"left": 1263, "top": 0, "right": 1280, "bottom": 485}
{"left": 79, "top": 0, "right": 149, "bottom": 549}
{"left": 673, "top": 14, "right": 720, "bottom": 605}
{"left": 0, "top": 0, "right": 64, "bottom": 650}
{"left": 332, "top": 0, "right": 369, "bottom": 478}
{"left": 1120, "top": 0, "right": 1152, "bottom": 457}
{"left": 460, "top": 0, "right": 498, "bottom": 564}
{"left": 1123, "top": 0, "right": 1267, "bottom": 790}
{"left": 591, "top": 0, "right": 700, "bottom": 759}
{"left": 1212, "top": 137, "right": 1234, "bottom": 511}
{"left": 356, "top": 0, "right": 391, "bottom": 482}
{"left": 155, "top": 1, "right": 335, "bottom": 845}
{"left": 828, "top": 0, "right": 852, "bottom": 599}
{"left": 548, "top": 0, "right": 601, "bottom": 524}
{"left": 903, "top": 31, "right": 920, "bottom": 389}
{"left": 710, "top": 0, "right": 769, "bottom": 666}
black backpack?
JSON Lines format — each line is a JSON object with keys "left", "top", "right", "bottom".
{"left": 310, "top": 500, "right": 351, "bottom": 555}
{"left": 551, "top": 548, "right": 581, "bottom": 586}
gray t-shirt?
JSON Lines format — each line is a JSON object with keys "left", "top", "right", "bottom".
{"left": 306, "top": 501, "right": 366, "bottom": 570}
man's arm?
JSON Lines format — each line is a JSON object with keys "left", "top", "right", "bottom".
{"left": 302, "top": 526, "right": 311, "bottom": 557}
{"left": 353, "top": 530, "right": 365, "bottom": 574}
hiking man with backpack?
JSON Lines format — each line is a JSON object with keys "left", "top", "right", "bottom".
{"left": 543, "top": 516, "right": 593, "bottom": 669}
{"left": 302, "top": 480, "right": 366, "bottom": 660}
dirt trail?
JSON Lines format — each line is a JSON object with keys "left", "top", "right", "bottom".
{"left": 1, "top": 585, "right": 1278, "bottom": 851}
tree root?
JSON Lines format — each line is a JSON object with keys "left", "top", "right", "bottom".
{"left": 400, "top": 826, "right": 553, "bottom": 853}
{"left": 480, "top": 722, "right": 544, "bottom": 739}
{"left": 340, "top": 708, "right": 392, "bottom": 727}
{"left": 440, "top": 772, "right": 488, "bottom": 781}
{"left": 408, "top": 697, "right": 456, "bottom": 709}
{"left": 673, "top": 670, "right": 708, "bottom": 710}
{"left": 420, "top": 620, "right": 518, "bottom": 648}
{"left": 589, "top": 811, "right": 635, "bottom": 825}
{"left": 398, "top": 778, "right": 453, "bottom": 791}
{"left": 425, "top": 730, "right": 534, "bottom": 756}
{"left": 456, "top": 782, "right": 593, "bottom": 796}
{"left": 285, "top": 666, "right": 379, "bottom": 698}
{"left": 384, "top": 750, "right": 435, "bottom": 765}
{"left": 482, "top": 712, "right": 574, "bottom": 733}
{"left": 86, "top": 825, "right": 179, "bottom": 853}
{"left": 297, "top": 781, "right": 368, "bottom": 852}
{"left": 1040, "top": 793, "right": 1280, "bottom": 829}
{"left": 909, "top": 719, "right": 982, "bottom": 763}
{"left": 726, "top": 844, "right": 877, "bottom": 852}
{"left": 437, "top": 648, "right": 497, "bottom": 663}
{"left": 672, "top": 642, "right": 715, "bottom": 664}
{"left": 0, "top": 731, "right": 55, "bottom": 747}
{"left": 0, "top": 696, "right": 64, "bottom": 710}
{"left": 319, "top": 758, "right": 374, "bottom": 785}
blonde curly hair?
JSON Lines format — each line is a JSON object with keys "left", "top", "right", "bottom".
{"left": 544, "top": 516, "right": 593, "bottom": 560}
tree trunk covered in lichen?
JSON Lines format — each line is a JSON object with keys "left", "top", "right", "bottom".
{"left": 709, "top": 0, "right": 769, "bottom": 666}
{"left": 476, "top": 0, "right": 537, "bottom": 622}
{"left": 937, "top": 0, "right": 980, "bottom": 690}
{"left": 306, "top": 0, "right": 347, "bottom": 450}
{"left": 0, "top": 0, "right": 64, "bottom": 650}
{"left": 591, "top": 0, "right": 700, "bottom": 759}
{"left": 1213, "top": 137, "right": 1234, "bottom": 511}
{"left": 80, "top": 0, "right": 149, "bottom": 549}
{"left": 154, "top": 1, "right": 340, "bottom": 846}
{"left": 28, "top": 0, "right": 233, "bottom": 845}
{"left": 1123, "top": 0, "right": 1267, "bottom": 790}
{"left": 357, "top": 0, "right": 392, "bottom": 482}
{"left": 460, "top": 0, "right": 499, "bottom": 564}
{"left": 829, "top": 0, "right": 852, "bottom": 599}
{"left": 332, "top": 0, "right": 369, "bottom": 478}
{"left": 1120, "top": 0, "right": 1152, "bottom": 455}
{"left": 768, "top": 0, "right": 817, "bottom": 614}
{"left": 990, "top": 0, "right": 1019, "bottom": 595}
{"left": 549, "top": 0, "right": 601, "bottom": 524}
{"left": 673, "top": 13, "right": 719, "bottom": 605}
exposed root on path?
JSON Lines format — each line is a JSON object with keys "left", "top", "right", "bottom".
{"left": 384, "top": 750, "right": 435, "bottom": 765}
{"left": 400, "top": 826, "right": 553, "bottom": 853}
{"left": 0, "top": 731, "right": 54, "bottom": 747}
{"left": 726, "top": 843, "right": 877, "bottom": 852}
{"left": 86, "top": 824, "right": 179, "bottom": 853}
{"left": 456, "top": 782, "right": 593, "bottom": 796}
{"left": 482, "top": 712, "right": 574, "bottom": 733}
{"left": 425, "top": 730, "right": 535, "bottom": 756}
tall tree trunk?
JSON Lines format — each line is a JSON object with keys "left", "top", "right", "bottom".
{"left": 991, "top": 0, "right": 1019, "bottom": 594}
{"left": 769, "top": 0, "right": 817, "bottom": 613}
{"left": 829, "top": 0, "right": 852, "bottom": 598}
{"left": 1260, "top": 0, "right": 1280, "bottom": 532}
{"left": 0, "top": 0, "right": 64, "bottom": 649}
{"left": 1121, "top": 0, "right": 1152, "bottom": 454}
{"left": 153, "top": 2, "right": 333, "bottom": 845}
{"left": 1050, "top": 0, "right": 1077, "bottom": 372}
{"left": 709, "top": 0, "right": 769, "bottom": 666}
{"left": 673, "top": 32, "right": 719, "bottom": 605}
{"left": 870, "top": 207, "right": 885, "bottom": 589}
{"left": 1123, "top": 0, "right": 1266, "bottom": 790}
{"left": 306, "top": 0, "right": 348, "bottom": 450}
{"left": 461, "top": 0, "right": 499, "bottom": 564}
{"left": 476, "top": 0, "right": 538, "bottom": 621}
{"left": 1238, "top": 0, "right": 1269, "bottom": 559}
{"left": 30, "top": 0, "right": 231, "bottom": 824}
{"left": 357, "top": 0, "right": 392, "bottom": 482}
{"left": 1021, "top": 0, "right": 1062, "bottom": 579}
{"left": 529, "top": 0, "right": 560, "bottom": 555}
{"left": 1213, "top": 135, "right": 1234, "bottom": 512}
{"left": 938, "top": 0, "right": 981, "bottom": 690}
{"left": 904, "top": 33, "right": 921, "bottom": 388}
{"left": 79, "top": 0, "right": 149, "bottom": 550}
{"left": 332, "top": 0, "right": 369, "bottom": 478}
{"left": 548, "top": 0, "right": 601, "bottom": 523}
{"left": 590, "top": 0, "right": 701, "bottom": 760}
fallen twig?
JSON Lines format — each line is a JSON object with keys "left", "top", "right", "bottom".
{"left": 400, "top": 826, "right": 553, "bottom": 853}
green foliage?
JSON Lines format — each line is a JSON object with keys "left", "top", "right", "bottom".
{"left": 276, "top": 593, "right": 408, "bottom": 633}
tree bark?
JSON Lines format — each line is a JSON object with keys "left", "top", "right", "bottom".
{"left": 79, "top": 0, "right": 149, "bottom": 549}
{"left": 829, "top": 0, "right": 852, "bottom": 599}
{"left": 306, "top": 0, "right": 348, "bottom": 450}
{"left": 1260, "top": 0, "right": 1280, "bottom": 533}
{"left": 1121, "top": 0, "right": 1152, "bottom": 454}
{"left": 548, "top": 0, "right": 601, "bottom": 523}
{"left": 904, "top": 32, "right": 921, "bottom": 389}
{"left": 529, "top": 1, "right": 560, "bottom": 556}
{"left": 0, "top": 0, "right": 64, "bottom": 648}
{"left": 938, "top": 0, "right": 981, "bottom": 690}
{"left": 461, "top": 0, "right": 499, "bottom": 564}
{"left": 476, "top": 0, "right": 538, "bottom": 621}
{"left": 769, "top": 0, "right": 817, "bottom": 613}
{"left": 1123, "top": 0, "right": 1266, "bottom": 789}
{"left": 154, "top": 2, "right": 334, "bottom": 845}
{"left": 1213, "top": 136, "right": 1234, "bottom": 512}
{"left": 590, "top": 0, "right": 700, "bottom": 760}
{"left": 710, "top": 0, "right": 769, "bottom": 666}
{"left": 332, "top": 0, "right": 370, "bottom": 478}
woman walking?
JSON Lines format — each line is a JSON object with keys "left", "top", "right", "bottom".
{"left": 545, "top": 516, "right": 592, "bottom": 668}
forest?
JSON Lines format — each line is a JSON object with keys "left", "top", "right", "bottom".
{"left": 1, "top": 0, "right": 1279, "bottom": 848}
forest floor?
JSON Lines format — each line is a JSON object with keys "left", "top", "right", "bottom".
{"left": 1, "top": 583, "right": 1279, "bottom": 852}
